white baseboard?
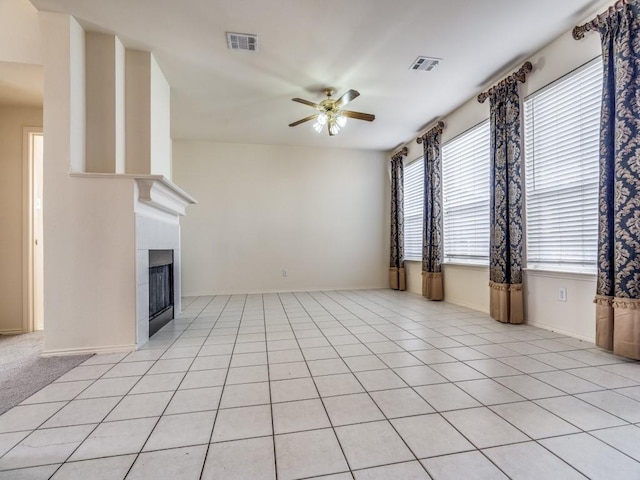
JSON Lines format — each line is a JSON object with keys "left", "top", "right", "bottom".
{"left": 182, "top": 286, "right": 388, "bottom": 297}
{"left": 443, "top": 297, "right": 490, "bottom": 314}
{"left": 0, "top": 329, "right": 24, "bottom": 335}
{"left": 42, "top": 344, "right": 136, "bottom": 357}
{"left": 526, "top": 320, "right": 595, "bottom": 343}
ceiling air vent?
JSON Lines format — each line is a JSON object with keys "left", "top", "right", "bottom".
{"left": 226, "top": 32, "right": 258, "bottom": 52}
{"left": 409, "top": 56, "right": 441, "bottom": 72}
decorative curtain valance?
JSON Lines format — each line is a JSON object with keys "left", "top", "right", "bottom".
{"left": 417, "top": 121, "right": 445, "bottom": 300}
{"left": 478, "top": 62, "right": 532, "bottom": 104}
{"left": 389, "top": 147, "right": 408, "bottom": 291}
{"left": 573, "top": 0, "right": 633, "bottom": 40}
{"left": 593, "top": 0, "right": 640, "bottom": 359}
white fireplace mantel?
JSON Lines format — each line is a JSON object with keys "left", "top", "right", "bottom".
{"left": 69, "top": 172, "right": 197, "bottom": 215}
{"left": 136, "top": 176, "right": 197, "bottom": 216}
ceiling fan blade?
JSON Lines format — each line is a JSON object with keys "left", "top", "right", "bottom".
{"left": 341, "top": 110, "right": 375, "bottom": 122}
{"left": 289, "top": 114, "right": 319, "bottom": 127}
{"left": 334, "top": 89, "right": 360, "bottom": 109}
{"left": 292, "top": 97, "right": 321, "bottom": 109}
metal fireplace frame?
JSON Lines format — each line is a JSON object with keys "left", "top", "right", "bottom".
{"left": 148, "top": 249, "right": 174, "bottom": 337}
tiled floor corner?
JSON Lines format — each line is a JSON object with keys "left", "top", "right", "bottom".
{"left": 1, "top": 289, "right": 640, "bottom": 479}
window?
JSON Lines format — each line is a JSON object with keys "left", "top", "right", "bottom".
{"left": 403, "top": 157, "right": 423, "bottom": 260}
{"left": 442, "top": 121, "right": 490, "bottom": 264}
{"left": 524, "top": 58, "right": 602, "bottom": 272}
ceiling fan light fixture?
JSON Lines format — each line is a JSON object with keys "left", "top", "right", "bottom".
{"left": 328, "top": 118, "right": 341, "bottom": 136}
{"left": 289, "top": 88, "right": 374, "bottom": 136}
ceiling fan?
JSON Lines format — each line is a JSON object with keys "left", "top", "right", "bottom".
{"left": 289, "top": 88, "right": 375, "bottom": 136}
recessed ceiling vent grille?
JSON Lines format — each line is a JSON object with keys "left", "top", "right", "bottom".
{"left": 410, "top": 56, "right": 441, "bottom": 71}
{"left": 226, "top": 32, "right": 258, "bottom": 52}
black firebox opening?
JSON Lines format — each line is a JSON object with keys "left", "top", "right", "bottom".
{"left": 149, "top": 250, "right": 174, "bottom": 337}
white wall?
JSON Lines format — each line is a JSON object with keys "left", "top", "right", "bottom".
{"left": 0, "top": 0, "right": 41, "bottom": 65}
{"left": 525, "top": 270, "right": 596, "bottom": 341}
{"left": 124, "top": 51, "right": 171, "bottom": 178}
{"left": 150, "top": 56, "right": 171, "bottom": 179}
{"left": 0, "top": 106, "right": 42, "bottom": 333}
{"left": 43, "top": 177, "right": 137, "bottom": 354}
{"left": 405, "top": 262, "right": 490, "bottom": 313}
{"left": 41, "top": 14, "right": 137, "bottom": 354}
{"left": 173, "top": 141, "right": 389, "bottom": 295}
{"left": 35, "top": 11, "right": 183, "bottom": 354}
{"left": 85, "top": 33, "right": 122, "bottom": 173}
{"left": 400, "top": 12, "right": 604, "bottom": 339}
{"left": 125, "top": 50, "right": 151, "bottom": 175}
{"left": 405, "top": 261, "right": 422, "bottom": 296}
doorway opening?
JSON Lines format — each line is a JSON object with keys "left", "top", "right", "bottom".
{"left": 24, "top": 127, "right": 43, "bottom": 332}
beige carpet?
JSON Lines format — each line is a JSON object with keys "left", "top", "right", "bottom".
{"left": 0, "top": 332, "right": 92, "bottom": 415}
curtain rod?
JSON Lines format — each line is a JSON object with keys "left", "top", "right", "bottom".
{"left": 477, "top": 62, "right": 533, "bottom": 103}
{"left": 391, "top": 146, "right": 408, "bottom": 161}
{"left": 416, "top": 121, "right": 445, "bottom": 144}
{"left": 573, "top": 0, "right": 632, "bottom": 40}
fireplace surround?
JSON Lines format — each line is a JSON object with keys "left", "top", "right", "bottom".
{"left": 134, "top": 176, "right": 196, "bottom": 348}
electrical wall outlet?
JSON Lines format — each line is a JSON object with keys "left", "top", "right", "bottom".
{"left": 558, "top": 287, "right": 567, "bottom": 302}
{"left": 282, "top": 269, "right": 288, "bottom": 277}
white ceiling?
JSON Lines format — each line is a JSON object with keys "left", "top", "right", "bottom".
{"left": 29, "top": 0, "right": 606, "bottom": 150}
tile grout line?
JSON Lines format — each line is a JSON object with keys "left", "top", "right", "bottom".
{"left": 42, "top": 295, "right": 218, "bottom": 479}
{"left": 49, "top": 297, "right": 215, "bottom": 474}
{"left": 359, "top": 293, "right": 597, "bottom": 479}
{"left": 321, "top": 290, "right": 494, "bottom": 477}
{"left": 343, "top": 290, "right": 617, "bottom": 477}
{"left": 338, "top": 289, "right": 640, "bottom": 475}
{"left": 276, "top": 291, "right": 356, "bottom": 479}
{"left": 262, "top": 293, "right": 280, "bottom": 480}
{"left": 310, "top": 289, "right": 520, "bottom": 480}
{"left": 336, "top": 290, "right": 640, "bottom": 457}
{"left": 294, "top": 290, "right": 432, "bottom": 478}
{"left": 121, "top": 294, "right": 222, "bottom": 479}
{"left": 1, "top": 289, "right": 639, "bottom": 477}
{"left": 197, "top": 292, "right": 246, "bottom": 480}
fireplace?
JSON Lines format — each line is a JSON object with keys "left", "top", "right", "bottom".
{"left": 149, "top": 249, "right": 174, "bottom": 337}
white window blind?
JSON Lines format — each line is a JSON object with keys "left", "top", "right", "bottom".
{"left": 442, "top": 121, "right": 490, "bottom": 264}
{"left": 524, "top": 58, "right": 602, "bottom": 272}
{"left": 404, "top": 157, "right": 424, "bottom": 260}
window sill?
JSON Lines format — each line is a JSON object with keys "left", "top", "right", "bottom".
{"left": 524, "top": 267, "right": 596, "bottom": 282}
{"left": 405, "top": 260, "right": 490, "bottom": 270}
{"left": 442, "top": 262, "right": 489, "bottom": 270}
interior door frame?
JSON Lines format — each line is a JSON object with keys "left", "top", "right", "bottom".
{"left": 23, "top": 126, "right": 43, "bottom": 333}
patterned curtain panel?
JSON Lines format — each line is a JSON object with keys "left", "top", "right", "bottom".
{"left": 389, "top": 152, "right": 406, "bottom": 291}
{"left": 489, "top": 78, "right": 524, "bottom": 323}
{"left": 595, "top": 2, "right": 640, "bottom": 359}
{"left": 422, "top": 131, "right": 443, "bottom": 300}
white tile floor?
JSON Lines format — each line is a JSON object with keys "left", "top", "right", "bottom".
{"left": 1, "top": 289, "right": 640, "bottom": 479}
